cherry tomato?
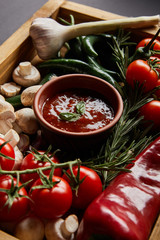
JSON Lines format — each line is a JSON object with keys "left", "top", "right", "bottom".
{"left": 0, "top": 175, "right": 29, "bottom": 221}
{"left": 0, "top": 137, "right": 15, "bottom": 170}
{"left": 154, "top": 80, "right": 160, "bottom": 99}
{"left": 29, "top": 175, "right": 72, "bottom": 219}
{"left": 139, "top": 100, "right": 160, "bottom": 131}
{"left": 20, "top": 151, "right": 62, "bottom": 187}
{"left": 126, "top": 59, "right": 158, "bottom": 93}
{"left": 150, "top": 56, "right": 160, "bottom": 75}
{"left": 136, "top": 38, "right": 160, "bottom": 58}
{"left": 62, "top": 166, "right": 103, "bottom": 209}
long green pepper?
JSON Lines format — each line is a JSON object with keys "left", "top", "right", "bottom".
{"left": 38, "top": 58, "right": 116, "bottom": 86}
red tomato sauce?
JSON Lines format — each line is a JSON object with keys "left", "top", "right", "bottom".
{"left": 42, "top": 89, "right": 114, "bottom": 133}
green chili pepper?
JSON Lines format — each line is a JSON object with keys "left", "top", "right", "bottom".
{"left": 82, "top": 34, "right": 119, "bottom": 72}
{"left": 82, "top": 35, "right": 100, "bottom": 58}
{"left": 39, "top": 73, "right": 56, "bottom": 85}
{"left": 65, "top": 38, "right": 85, "bottom": 61}
{"left": 38, "top": 58, "right": 116, "bottom": 86}
{"left": 86, "top": 55, "right": 120, "bottom": 81}
{"left": 82, "top": 34, "right": 114, "bottom": 58}
{"left": 6, "top": 94, "right": 23, "bottom": 108}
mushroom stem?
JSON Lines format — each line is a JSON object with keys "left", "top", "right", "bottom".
{"left": 45, "top": 214, "right": 79, "bottom": 240}
{"left": 61, "top": 215, "right": 79, "bottom": 239}
{"left": 19, "top": 62, "right": 32, "bottom": 76}
{"left": 30, "top": 15, "right": 160, "bottom": 60}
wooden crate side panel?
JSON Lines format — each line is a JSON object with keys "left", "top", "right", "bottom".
{"left": 0, "top": 231, "right": 18, "bottom": 240}
{"left": 149, "top": 214, "right": 160, "bottom": 240}
{"left": 59, "top": 1, "right": 124, "bottom": 23}
{"left": 59, "top": 1, "right": 159, "bottom": 39}
{"left": 0, "top": 1, "right": 160, "bottom": 239}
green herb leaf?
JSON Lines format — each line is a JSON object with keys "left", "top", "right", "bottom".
{"left": 76, "top": 101, "right": 86, "bottom": 115}
{"left": 59, "top": 101, "right": 85, "bottom": 122}
{"left": 59, "top": 112, "right": 80, "bottom": 122}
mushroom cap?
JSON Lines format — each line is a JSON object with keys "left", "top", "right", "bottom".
{"left": 21, "top": 85, "right": 42, "bottom": 106}
{"left": 0, "top": 82, "right": 21, "bottom": 97}
{"left": 13, "top": 64, "right": 41, "bottom": 87}
{"left": 0, "top": 99, "right": 14, "bottom": 112}
{"left": 0, "top": 110, "right": 16, "bottom": 135}
{"left": 15, "top": 108, "right": 39, "bottom": 134}
{"left": 0, "top": 110, "right": 16, "bottom": 121}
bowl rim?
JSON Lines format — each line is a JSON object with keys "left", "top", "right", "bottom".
{"left": 33, "top": 74, "right": 123, "bottom": 137}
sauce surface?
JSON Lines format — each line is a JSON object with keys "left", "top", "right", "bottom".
{"left": 42, "top": 89, "right": 114, "bottom": 133}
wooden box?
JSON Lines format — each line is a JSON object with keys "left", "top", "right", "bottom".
{"left": 0, "top": 0, "right": 159, "bottom": 239}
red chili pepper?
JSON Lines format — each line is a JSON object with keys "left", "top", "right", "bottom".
{"left": 76, "top": 137, "right": 160, "bottom": 240}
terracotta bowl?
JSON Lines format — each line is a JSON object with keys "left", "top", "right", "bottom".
{"left": 33, "top": 74, "right": 123, "bottom": 156}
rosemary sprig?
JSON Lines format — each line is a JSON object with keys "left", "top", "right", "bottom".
{"left": 84, "top": 100, "right": 153, "bottom": 186}
{"left": 83, "top": 30, "right": 155, "bottom": 187}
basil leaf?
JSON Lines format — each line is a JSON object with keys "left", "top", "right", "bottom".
{"left": 59, "top": 112, "right": 80, "bottom": 122}
{"left": 76, "top": 101, "right": 85, "bottom": 115}
{"left": 59, "top": 101, "right": 85, "bottom": 122}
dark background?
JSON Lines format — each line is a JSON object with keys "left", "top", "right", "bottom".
{"left": 0, "top": 0, "right": 160, "bottom": 45}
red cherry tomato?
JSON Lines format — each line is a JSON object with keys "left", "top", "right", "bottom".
{"left": 62, "top": 166, "right": 103, "bottom": 209}
{"left": 150, "top": 56, "right": 160, "bottom": 75}
{"left": 0, "top": 175, "right": 29, "bottom": 221}
{"left": 139, "top": 100, "right": 160, "bottom": 131}
{"left": 29, "top": 175, "right": 72, "bottom": 219}
{"left": 136, "top": 38, "right": 160, "bottom": 58}
{"left": 154, "top": 80, "right": 160, "bottom": 99}
{"left": 126, "top": 59, "right": 158, "bottom": 93}
{"left": 0, "top": 137, "right": 15, "bottom": 170}
{"left": 20, "top": 151, "right": 62, "bottom": 187}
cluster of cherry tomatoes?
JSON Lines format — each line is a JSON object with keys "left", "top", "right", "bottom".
{"left": 0, "top": 141, "right": 102, "bottom": 222}
{"left": 126, "top": 38, "right": 160, "bottom": 131}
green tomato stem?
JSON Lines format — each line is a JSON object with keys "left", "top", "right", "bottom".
{"left": 0, "top": 159, "right": 80, "bottom": 176}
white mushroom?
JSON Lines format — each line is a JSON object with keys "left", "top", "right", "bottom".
{"left": 21, "top": 85, "right": 42, "bottom": 106}
{"left": 12, "top": 61, "right": 41, "bottom": 87}
{"left": 3, "top": 129, "right": 20, "bottom": 148}
{"left": 0, "top": 94, "right": 5, "bottom": 101}
{"left": 45, "top": 214, "right": 79, "bottom": 240}
{"left": 0, "top": 110, "right": 16, "bottom": 135}
{"left": 13, "top": 121, "right": 23, "bottom": 134}
{"left": 61, "top": 215, "right": 79, "bottom": 239}
{"left": 45, "top": 218, "right": 64, "bottom": 240}
{"left": 0, "top": 133, "right": 4, "bottom": 138}
{"left": 0, "top": 98, "right": 16, "bottom": 134}
{"left": 17, "top": 133, "right": 30, "bottom": 152}
{"left": 14, "top": 215, "right": 45, "bottom": 240}
{"left": 15, "top": 108, "right": 39, "bottom": 134}
{"left": 0, "top": 98, "right": 14, "bottom": 112}
{"left": 0, "top": 82, "right": 21, "bottom": 97}
{"left": 13, "top": 146, "right": 24, "bottom": 170}
{"left": 2, "top": 129, "right": 23, "bottom": 170}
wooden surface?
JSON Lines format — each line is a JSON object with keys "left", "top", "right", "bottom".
{"left": 149, "top": 214, "right": 160, "bottom": 240}
{"left": 0, "top": 231, "right": 18, "bottom": 240}
{"left": 0, "top": 0, "right": 160, "bottom": 239}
